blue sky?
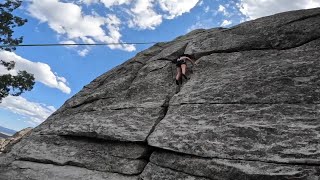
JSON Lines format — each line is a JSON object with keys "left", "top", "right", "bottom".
{"left": 0, "top": 0, "right": 319, "bottom": 131}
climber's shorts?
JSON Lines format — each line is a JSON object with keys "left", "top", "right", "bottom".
{"left": 176, "top": 60, "right": 186, "bottom": 67}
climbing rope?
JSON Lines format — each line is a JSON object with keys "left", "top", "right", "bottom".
{"left": 0, "top": 42, "right": 159, "bottom": 48}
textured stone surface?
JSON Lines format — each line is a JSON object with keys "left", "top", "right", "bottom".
{"left": 148, "top": 37, "right": 320, "bottom": 165}
{"left": 174, "top": 41, "right": 320, "bottom": 104}
{"left": 10, "top": 135, "right": 148, "bottom": 175}
{"left": 41, "top": 107, "right": 166, "bottom": 142}
{"left": 61, "top": 44, "right": 165, "bottom": 109}
{"left": 148, "top": 151, "right": 320, "bottom": 180}
{"left": 33, "top": 40, "right": 183, "bottom": 142}
{"left": 148, "top": 104, "right": 320, "bottom": 163}
{"left": 140, "top": 163, "right": 210, "bottom": 180}
{"left": 0, "top": 127, "right": 32, "bottom": 154}
{"left": 185, "top": 8, "right": 320, "bottom": 55}
{"left": 0, "top": 161, "right": 139, "bottom": 180}
{"left": 0, "top": 139, "right": 5, "bottom": 149}
{"left": 1, "top": 8, "right": 320, "bottom": 180}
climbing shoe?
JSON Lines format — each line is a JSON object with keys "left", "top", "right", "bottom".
{"left": 176, "top": 77, "right": 183, "bottom": 85}
{"left": 182, "top": 74, "right": 189, "bottom": 80}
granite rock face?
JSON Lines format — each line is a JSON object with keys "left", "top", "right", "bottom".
{"left": 1, "top": 8, "right": 320, "bottom": 180}
{"left": 0, "top": 128, "right": 32, "bottom": 154}
{"left": 1, "top": 161, "right": 139, "bottom": 180}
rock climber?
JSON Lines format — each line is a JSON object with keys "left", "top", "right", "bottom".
{"left": 174, "top": 54, "right": 196, "bottom": 85}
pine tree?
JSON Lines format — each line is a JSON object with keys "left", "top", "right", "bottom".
{"left": 0, "top": 0, "right": 35, "bottom": 102}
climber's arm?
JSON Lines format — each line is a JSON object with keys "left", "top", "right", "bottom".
{"left": 186, "top": 57, "right": 195, "bottom": 65}
{"left": 157, "top": 58, "right": 178, "bottom": 64}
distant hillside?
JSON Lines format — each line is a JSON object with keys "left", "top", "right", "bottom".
{"left": 0, "top": 133, "right": 9, "bottom": 139}
{"left": 0, "top": 126, "right": 16, "bottom": 136}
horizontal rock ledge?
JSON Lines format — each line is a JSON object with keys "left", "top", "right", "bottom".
{"left": 39, "top": 107, "right": 167, "bottom": 142}
{"left": 11, "top": 135, "right": 150, "bottom": 175}
{"left": 140, "top": 163, "right": 210, "bottom": 180}
{"left": 148, "top": 151, "right": 320, "bottom": 180}
{"left": 0, "top": 161, "right": 139, "bottom": 180}
{"left": 148, "top": 104, "right": 320, "bottom": 164}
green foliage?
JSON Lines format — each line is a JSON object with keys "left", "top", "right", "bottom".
{"left": 0, "top": 0, "right": 35, "bottom": 102}
{"left": 0, "top": 0, "right": 27, "bottom": 52}
{"left": 0, "top": 60, "right": 35, "bottom": 100}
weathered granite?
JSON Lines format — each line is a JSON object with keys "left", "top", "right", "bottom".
{"left": 148, "top": 103, "right": 320, "bottom": 164}
{"left": 185, "top": 8, "right": 320, "bottom": 55}
{"left": 0, "top": 127, "right": 32, "bottom": 154}
{"left": 140, "top": 163, "right": 210, "bottom": 180}
{"left": 173, "top": 41, "right": 320, "bottom": 104}
{"left": 10, "top": 135, "right": 148, "bottom": 175}
{"left": 148, "top": 151, "right": 320, "bottom": 180}
{"left": 0, "top": 139, "right": 5, "bottom": 149}
{"left": 41, "top": 107, "right": 166, "bottom": 142}
{"left": 1, "top": 7, "right": 320, "bottom": 180}
{"left": 61, "top": 43, "right": 166, "bottom": 109}
{"left": 0, "top": 161, "right": 139, "bottom": 180}
{"left": 148, "top": 34, "right": 320, "bottom": 167}
{"left": 33, "top": 40, "right": 185, "bottom": 142}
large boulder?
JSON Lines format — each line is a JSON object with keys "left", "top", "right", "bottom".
{"left": 1, "top": 8, "right": 320, "bottom": 180}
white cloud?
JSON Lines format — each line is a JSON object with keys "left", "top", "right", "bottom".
{"left": 28, "top": 0, "right": 201, "bottom": 54}
{"left": 220, "top": 19, "right": 232, "bottom": 27}
{"left": 187, "top": 15, "right": 214, "bottom": 32}
{"left": 28, "top": 0, "right": 104, "bottom": 38}
{"left": 79, "top": 0, "right": 99, "bottom": 5}
{"left": 198, "top": 0, "right": 204, "bottom": 6}
{"left": 158, "top": 0, "right": 200, "bottom": 19}
{"left": 28, "top": 0, "right": 135, "bottom": 54}
{"left": 78, "top": 0, "right": 161, "bottom": 30}
{"left": 0, "top": 50, "right": 71, "bottom": 94}
{"left": 218, "top": 4, "right": 226, "bottom": 12}
{"left": 78, "top": 49, "right": 90, "bottom": 57}
{"left": 218, "top": 4, "right": 229, "bottom": 16}
{"left": 0, "top": 96, "right": 56, "bottom": 125}
{"left": 60, "top": 40, "right": 77, "bottom": 44}
{"left": 238, "top": 0, "right": 320, "bottom": 20}
{"left": 98, "top": 14, "right": 135, "bottom": 50}
{"left": 80, "top": 37, "right": 95, "bottom": 44}
{"left": 128, "top": 0, "right": 162, "bottom": 30}
{"left": 204, "top": 6, "right": 210, "bottom": 13}
{"left": 187, "top": 22, "right": 207, "bottom": 32}
{"left": 60, "top": 40, "right": 78, "bottom": 49}
{"left": 100, "top": 0, "right": 130, "bottom": 7}
{"left": 95, "top": 0, "right": 200, "bottom": 28}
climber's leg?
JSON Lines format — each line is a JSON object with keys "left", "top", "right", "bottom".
{"left": 181, "top": 64, "right": 189, "bottom": 80}
{"left": 176, "top": 67, "right": 182, "bottom": 85}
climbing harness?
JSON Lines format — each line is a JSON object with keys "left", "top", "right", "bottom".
{"left": 175, "top": 56, "right": 188, "bottom": 67}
